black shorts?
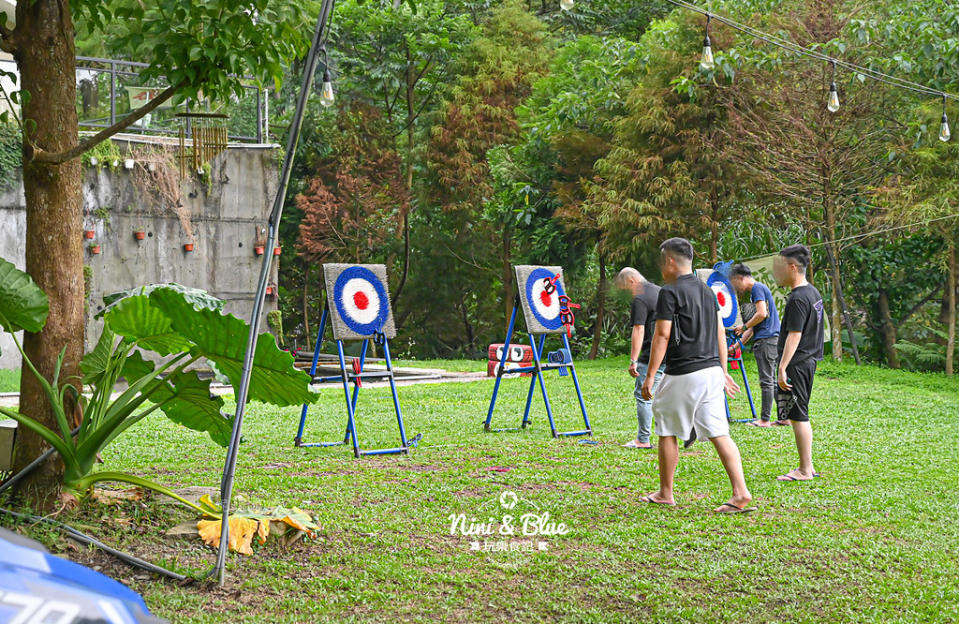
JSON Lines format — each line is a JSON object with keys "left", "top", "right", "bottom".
{"left": 776, "top": 359, "right": 817, "bottom": 422}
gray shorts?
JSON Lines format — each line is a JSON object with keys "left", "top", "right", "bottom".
{"left": 653, "top": 366, "right": 730, "bottom": 440}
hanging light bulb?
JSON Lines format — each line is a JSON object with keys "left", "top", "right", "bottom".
{"left": 940, "top": 95, "right": 951, "bottom": 142}
{"left": 700, "top": 14, "right": 715, "bottom": 71}
{"left": 827, "top": 61, "right": 840, "bottom": 113}
{"left": 560, "top": 0, "right": 574, "bottom": 10}
{"left": 320, "top": 68, "right": 335, "bottom": 107}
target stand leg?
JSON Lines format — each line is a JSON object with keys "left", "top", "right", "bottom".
{"left": 296, "top": 308, "right": 357, "bottom": 448}
{"left": 485, "top": 304, "right": 530, "bottom": 433}
{"left": 560, "top": 332, "right": 592, "bottom": 437}
{"left": 724, "top": 334, "right": 757, "bottom": 424}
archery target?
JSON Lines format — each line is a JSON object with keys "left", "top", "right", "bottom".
{"left": 323, "top": 264, "right": 397, "bottom": 341}
{"left": 705, "top": 270, "right": 740, "bottom": 329}
{"left": 514, "top": 265, "right": 568, "bottom": 334}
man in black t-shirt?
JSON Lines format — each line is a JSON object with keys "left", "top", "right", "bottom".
{"left": 615, "top": 267, "right": 663, "bottom": 449}
{"left": 640, "top": 238, "right": 755, "bottom": 514}
{"left": 772, "top": 244, "right": 825, "bottom": 482}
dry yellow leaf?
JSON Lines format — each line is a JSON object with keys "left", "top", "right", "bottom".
{"left": 197, "top": 516, "right": 259, "bottom": 555}
{"left": 256, "top": 519, "right": 269, "bottom": 544}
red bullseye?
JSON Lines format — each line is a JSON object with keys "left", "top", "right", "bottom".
{"left": 353, "top": 291, "right": 369, "bottom": 310}
{"left": 717, "top": 291, "right": 726, "bottom": 306}
{"left": 540, "top": 290, "right": 552, "bottom": 307}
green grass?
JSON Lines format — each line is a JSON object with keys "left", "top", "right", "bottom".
{"left": 0, "top": 368, "right": 19, "bottom": 393}
{"left": 5, "top": 356, "right": 959, "bottom": 623}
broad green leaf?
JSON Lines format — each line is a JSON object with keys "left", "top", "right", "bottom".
{"left": 149, "top": 287, "right": 314, "bottom": 406}
{"left": 0, "top": 256, "right": 49, "bottom": 333}
{"left": 151, "top": 371, "right": 232, "bottom": 447}
{"left": 80, "top": 326, "right": 119, "bottom": 388}
{"left": 104, "top": 294, "right": 193, "bottom": 355}
{"left": 98, "top": 283, "right": 224, "bottom": 319}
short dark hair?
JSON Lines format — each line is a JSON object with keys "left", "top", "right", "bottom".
{"left": 780, "top": 244, "right": 811, "bottom": 272}
{"left": 729, "top": 263, "right": 752, "bottom": 278}
{"left": 659, "top": 237, "right": 694, "bottom": 263}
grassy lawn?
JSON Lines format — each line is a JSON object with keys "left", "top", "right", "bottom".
{"left": 0, "top": 368, "right": 19, "bottom": 393}
{"left": 4, "top": 355, "right": 959, "bottom": 623}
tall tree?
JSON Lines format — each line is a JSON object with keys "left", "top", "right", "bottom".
{"left": 426, "top": 0, "right": 554, "bottom": 328}
{"left": 720, "top": 0, "right": 899, "bottom": 362}
{"left": 587, "top": 13, "right": 737, "bottom": 266}
{"left": 1, "top": 0, "right": 307, "bottom": 507}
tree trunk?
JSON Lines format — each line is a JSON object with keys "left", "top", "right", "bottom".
{"left": 946, "top": 241, "right": 956, "bottom": 376}
{"left": 828, "top": 268, "right": 843, "bottom": 361}
{"left": 13, "top": 0, "right": 85, "bottom": 509}
{"left": 823, "top": 241, "right": 861, "bottom": 365}
{"left": 588, "top": 252, "right": 606, "bottom": 360}
{"left": 502, "top": 227, "right": 513, "bottom": 328}
{"left": 877, "top": 289, "right": 900, "bottom": 369}
{"left": 302, "top": 265, "right": 311, "bottom": 351}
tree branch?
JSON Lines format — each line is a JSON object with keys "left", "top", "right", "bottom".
{"left": 27, "top": 80, "right": 186, "bottom": 165}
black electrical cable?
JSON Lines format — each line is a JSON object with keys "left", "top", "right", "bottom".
{"left": 0, "top": 426, "right": 187, "bottom": 581}
{"left": 0, "top": 507, "right": 187, "bottom": 581}
{"left": 211, "top": 0, "right": 337, "bottom": 587}
{"left": 662, "top": 0, "right": 959, "bottom": 102}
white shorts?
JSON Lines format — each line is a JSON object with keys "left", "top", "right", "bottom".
{"left": 653, "top": 366, "right": 730, "bottom": 440}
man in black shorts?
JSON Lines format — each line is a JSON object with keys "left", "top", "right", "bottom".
{"left": 773, "top": 244, "right": 825, "bottom": 481}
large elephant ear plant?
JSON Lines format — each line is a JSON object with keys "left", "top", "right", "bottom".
{"left": 0, "top": 256, "right": 314, "bottom": 509}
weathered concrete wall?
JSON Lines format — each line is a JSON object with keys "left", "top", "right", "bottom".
{"left": 0, "top": 139, "right": 281, "bottom": 369}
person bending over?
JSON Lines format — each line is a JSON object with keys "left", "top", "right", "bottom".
{"left": 728, "top": 262, "right": 783, "bottom": 427}
{"left": 640, "top": 238, "right": 754, "bottom": 513}
{"left": 772, "top": 244, "right": 825, "bottom": 482}
{"left": 615, "top": 267, "right": 662, "bottom": 449}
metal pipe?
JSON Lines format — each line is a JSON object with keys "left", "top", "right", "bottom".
{"left": 212, "top": 0, "right": 336, "bottom": 586}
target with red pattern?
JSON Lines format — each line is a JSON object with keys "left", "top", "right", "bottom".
{"left": 515, "top": 265, "right": 569, "bottom": 334}
{"left": 323, "top": 264, "right": 397, "bottom": 340}
{"left": 706, "top": 270, "right": 739, "bottom": 329}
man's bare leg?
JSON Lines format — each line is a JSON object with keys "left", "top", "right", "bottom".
{"left": 643, "top": 435, "right": 678, "bottom": 505}
{"left": 778, "top": 420, "right": 816, "bottom": 480}
{"left": 709, "top": 435, "right": 753, "bottom": 512}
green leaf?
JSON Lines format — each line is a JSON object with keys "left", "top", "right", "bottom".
{"left": 151, "top": 371, "right": 232, "bottom": 447}
{"left": 104, "top": 294, "right": 194, "bottom": 355}
{"left": 149, "top": 287, "right": 314, "bottom": 406}
{"left": 0, "top": 256, "right": 49, "bottom": 334}
{"left": 98, "top": 283, "right": 224, "bottom": 319}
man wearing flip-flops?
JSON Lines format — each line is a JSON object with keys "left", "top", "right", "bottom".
{"left": 773, "top": 244, "right": 825, "bottom": 482}
{"left": 640, "top": 238, "right": 756, "bottom": 514}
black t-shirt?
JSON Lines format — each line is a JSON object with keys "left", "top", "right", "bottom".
{"left": 777, "top": 283, "right": 825, "bottom": 364}
{"left": 655, "top": 273, "right": 721, "bottom": 375}
{"left": 630, "top": 282, "right": 661, "bottom": 364}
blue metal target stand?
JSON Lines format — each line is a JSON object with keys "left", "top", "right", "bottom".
{"left": 484, "top": 265, "right": 592, "bottom": 439}
{"left": 294, "top": 263, "right": 416, "bottom": 457}
{"left": 724, "top": 332, "right": 757, "bottom": 423}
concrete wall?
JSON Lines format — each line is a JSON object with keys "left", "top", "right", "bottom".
{"left": 0, "top": 138, "right": 281, "bottom": 369}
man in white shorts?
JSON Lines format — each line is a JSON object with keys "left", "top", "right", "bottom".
{"left": 640, "top": 237, "right": 755, "bottom": 513}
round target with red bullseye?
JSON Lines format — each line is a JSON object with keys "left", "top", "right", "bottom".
{"left": 525, "top": 267, "right": 565, "bottom": 331}
{"left": 706, "top": 271, "right": 739, "bottom": 328}
{"left": 333, "top": 266, "right": 390, "bottom": 336}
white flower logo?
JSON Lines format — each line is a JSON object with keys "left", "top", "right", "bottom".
{"left": 499, "top": 490, "right": 518, "bottom": 510}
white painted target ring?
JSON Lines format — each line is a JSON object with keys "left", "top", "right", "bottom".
{"left": 332, "top": 266, "right": 390, "bottom": 336}
{"left": 706, "top": 271, "right": 739, "bottom": 329}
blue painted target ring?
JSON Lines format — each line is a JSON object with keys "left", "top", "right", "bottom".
{"left": 333, "top": 266, "right": 390, "bottom": 336}
{"left": 706, "top": 271, "right": 739, "bottom": 328}
{"left": 525, "top": 267, "right": 566, "bottom": 331}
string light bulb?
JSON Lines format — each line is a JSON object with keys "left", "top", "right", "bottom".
{"left": 320, "top": 68, "right": 335, "bottom": 107}
{"left": 827, "top": 60, "right": 840, "bottom": 113}
{"left": 559, "top": 0, "right": 574, "bottom": 9}
{"left": 940, "top": 95, "right": 951, "bottom": 142}
{"left": 700, "top": 14, "right": 715, "bottom": 71}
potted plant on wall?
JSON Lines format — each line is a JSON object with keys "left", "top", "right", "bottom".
{"left": 134, "top": 227, "right": 146, "bottom": 241}
{"left": 183, "top": 241, "right": 195, "bottom": 253}
{"left": 88, "top": 242, "right": 101, "bottom": 255}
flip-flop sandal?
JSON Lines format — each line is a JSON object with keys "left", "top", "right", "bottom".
{"left": 640, "top": 495, "right": 675, "bottom": 506}
{"left": 715, "top": 502, "right": 757, "bottom": 514}
{"left": 777, "top": 471, "right": 821, "bottom": 481}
